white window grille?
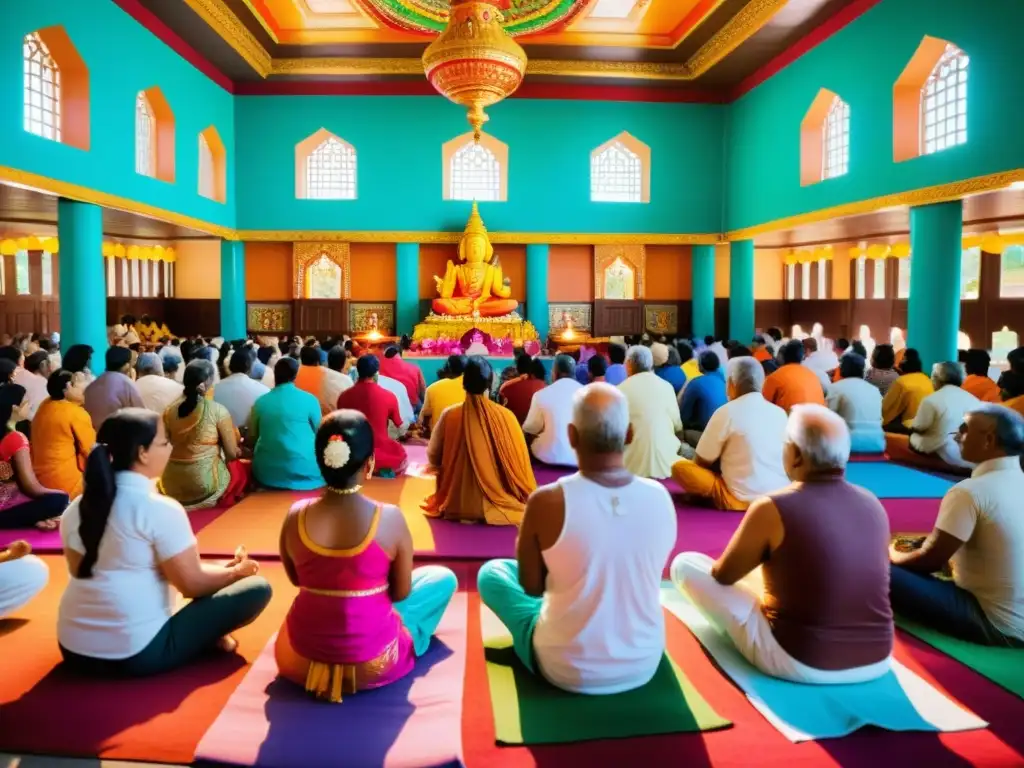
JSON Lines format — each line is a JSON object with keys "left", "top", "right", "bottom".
{"left": 591, "top": 140, "right": 642, "bottom": 203}
{"left": 23, "top": 33, "right": 60, "bottom": 142}
{"left": 922, "top": 44, "right": 968, "bottom": 155}
{"left": 822, "top": 96, "right": 849, "bottom": 179}
{"left": 305, "top": 136, "right": 356, "bottom": 199}
{"left": 449, "top": 141, "right": 500, "bottom": 201}
{"left": 135, "top": 92, "right": 155, "bottom": 177}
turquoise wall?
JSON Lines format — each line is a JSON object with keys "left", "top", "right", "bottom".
{"left": 234, "top": 96, "right": 724, "bottom": 234}
{"left": 725, "top": 0, "right": 1024, "bottom": 232}
{"left": 0, "top": 0, "right": 235, "bottom": 229}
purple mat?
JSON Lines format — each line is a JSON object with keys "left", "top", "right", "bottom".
{"left": 195, "top": 593, "right": 468, "bottom": 768}
{"left": 424, "top": 518, "right": 516, "bottom": 560}
{"left": 0, "top": 505, "right": 228, "bottom": 554}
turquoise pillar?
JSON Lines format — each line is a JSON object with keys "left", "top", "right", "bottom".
{"left": 220, "top": 240, "right": 246, "bottom": 340}
{"left": 691, "top": 244, "right": 715, "bottom": 339}
{"left": 908, "top": 200, "right": 963, "bottom": 370}
{"left": 526, "top": 244, "right": 549, "bottom": 341}
{"left": 57, "top": 199, "right": 106, "bottom": 356}
{"left": 729, "top": 239, "right": 755, "bottom": 342}
{"left": 396, "top": 243, "right": 420, "bottom": 335}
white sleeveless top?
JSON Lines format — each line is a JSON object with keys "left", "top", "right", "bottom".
{"left": 533, "top": 472, "right": 677, "bottom": 694}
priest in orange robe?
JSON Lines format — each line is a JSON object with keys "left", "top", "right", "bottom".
{"left": 423, "top": 356, "right": 535, "bottom": 525}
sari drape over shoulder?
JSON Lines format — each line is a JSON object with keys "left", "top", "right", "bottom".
{"left": 162, "top": 397, "right": 235, "bottom": 509}
{"left": 31, "top": 399, "right": 95, "bottom": 498}
{"left": 422, "top": 395, "right": 535, "bottom": 526}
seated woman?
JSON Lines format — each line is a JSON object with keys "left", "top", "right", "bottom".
{"left": 826, "top": 353, "right": 885, "bottom": 453}
{"left": 0, "top": 540, "right": 48, "bottom": 619}
{"left": 250, "top": 357, "right": 324, "bottom": 491}
{"left": 885, "top": 361, "right": 979, "bottom": 475}
{"left": 162, "top": 360, "right": 249, "bottom": 510}
{"left": 0, "top": 384, "right": 70, "bottom": 529}
{"left": 31, "top": 370, "right": 95, "bottom": 498}
{"left": 865, "top": 344, "right": 899, "bottom": 397}
{"left": 881, "top": 349, "right": 933, "bottom": 433}
{"left": 58, "top": 408, "right": 272, "bottom": 677}
{"left": 61, "top": 344, "right": 95, "bottom": 383}
{"left": 275, "top": 410, "right": 457, "bottom": 702}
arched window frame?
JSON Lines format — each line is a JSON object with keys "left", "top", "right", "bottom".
{"left": 137, "top": 87, "right": 175, "bottom": 182}
{"left": 198, "top": 125, "right": 227, "bottom": 203}
{"left": 590, "top": 131, "right": 650, "bottom": 203}
{"left": 135, "top": 92, "right": 155, "bottom": 177}
{"left": 800, "top": 88, "right": 848, "bottom": 185}
{"left": 22, "top": 26, "right": 89, "bottom": 150}
{"left": 295, "top": 128, "right": 357, "bottom": 200}
{"left": 920, "top": 44, "right": 968, "bottom": 156}
{"left": 442, "top": 132, "right": 508, "bottom": 202}
{"left": 894, "top": 36, "right": 968, "bottom": 162}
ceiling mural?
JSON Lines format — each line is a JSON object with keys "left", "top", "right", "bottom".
{"left": 352, "top": 0, "right": 591, "bottom": 36}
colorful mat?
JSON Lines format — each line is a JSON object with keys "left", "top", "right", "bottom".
{"left": 481, "top": 605, "right": 729, "bottom": 744}
{"left": 844, "top": 462, "right": 955, "bottom": 498}
{"left": 0, "top": 504, "right": 228, "bottom": 554}
{"left": 195, "top": 593, "right": 468, "bottom": 768}
{"left": 897, "top": 617, "right": 1024, "bottom": 700}
{"left": 661, "top": 585, "right": 987, "bottom": 742}
{"left": 0, "top": 556, "right": 298, "bottom": 763}
{"left": 195, "top": 485, "right": 517, "bottom": 560}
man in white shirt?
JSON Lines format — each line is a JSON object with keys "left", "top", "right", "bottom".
{"left": 673, "top": 357, "right": 789, "bottom": 510}
{"left": 134, "top": 353, "right": 184, "bottom": 417}
{"left": 802, "top": 337, "right": 837, "bottom": 392}
{"left": 478, "top": 383, "right": 677, "bottom": 694}
{"left": 17, "top": 351, "right": 52, "bottom": 420}
{"left": 618, "top": 345, "right": 683, "bottom": 479}
{"left": 885, "top": 361, "right": 979, "bottom": 473}
{"left": 322, "top": 345, "right": 353, "bottom": 412}
{"left": 891, "top": 405, "right": 1024, "bottom": 646}
{"left": 212, "top": 347, "right": 269, "bottom": 430}
{"left": 523, "top": 354, "right": 581, "bottom": 467}
{"left": 826, "top": 353, "right": 885, "bottom": 453}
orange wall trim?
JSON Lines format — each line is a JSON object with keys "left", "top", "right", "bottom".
{"left": 245, "top": 241, "right": 291, "bottom": 300}
{"left": 646, "top": 245, "right": 692, "bottom": 300}
{"left": 350, "top": 243, "right": 397, "bottom": 300}
{"left": 800, "top": 88, "right": 838, "bottom": 186}
{"left": 35, "top": 26, "right": 90, "bottom": 152}
{"left": 548, "top": 245, "right": 594, "bottom": 302}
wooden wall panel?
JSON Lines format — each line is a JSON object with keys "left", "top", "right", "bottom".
{"left": 594, "top": 300, "right": 643, "bottom": 337}
{"left": 164, "top": 300, "right": 220, "bottom": 339}
{"left": 294, "top": 300, "right": 347, "bottom": 338}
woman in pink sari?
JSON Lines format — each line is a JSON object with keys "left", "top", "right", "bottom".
{"left": 275, "top": 410, "right": 457, "bottom": 702}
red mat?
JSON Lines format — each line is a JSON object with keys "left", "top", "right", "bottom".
{"left": 0, "top": 556, "right": 298, "bottom": 763}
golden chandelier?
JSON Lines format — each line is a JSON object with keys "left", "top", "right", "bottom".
{"left": 422, "top": 1, "right": 527, "bottom": 141}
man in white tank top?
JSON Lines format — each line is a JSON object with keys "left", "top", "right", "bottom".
{"left": 477, "top": 383, "right": 677, "bottom": 694}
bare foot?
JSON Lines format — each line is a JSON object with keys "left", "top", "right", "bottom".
{"left": 35, "top": 517, "right": 59, "bottom": 531}
{"left": 216, "top": 635, "right": 239, "bottom": 653}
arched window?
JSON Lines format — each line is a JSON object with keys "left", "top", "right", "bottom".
{"left": 822, "top": 96, "right": 849, "bottom": 179}
{"left": 591, "top": 132, "right": 650, "bottom": 203}
{"left": 309, "top": 254, "right": 342, "bottom": 299}
{"left": 199, "top": 133, "right": 214, "bottom": 199}
{"left": 442, "top": 132, "right": 508, "bottom": 202}
{"left": 135, "top": 92, "right": 155, "bottom": 177}
{"left": 198, "top": 126, "right": 227, "bottom": 202}
{"left": 603, "top": 258, "right": 635, "bottom": 299}
{"left": 922, "top": 44, "right": 968, "bottom": 155}
{"left": 1001, "top": 245, "right": 1024, "bottom": 298}
{"left": 14, "top": 251, "right": 29, "bottom": 295}
{"left": 23, "top": 33, "right": 61, "bottom": 142}
{"left": 296, "top": 130, "right": 356, "bottom": 200}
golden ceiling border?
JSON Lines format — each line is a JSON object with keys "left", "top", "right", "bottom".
{"left": 238, "top": 0, "right": 280, "bottom": 44}
{"left": 726, "top": 170, "right": 1024, "bottom": 241}
{"left": 685, "top": 0, "right": 788, "bottom": 79}
{"left": 183, "top": 0, "right": 272, "bottom": 77}
{"left": 239, "top": 230, "right": 721, "bottom": 245}
{"left": 0, "top": 166, "right": 234, "bottom": 239}
{"left": 270, "top": 57, "right": 423, "bottom": 77}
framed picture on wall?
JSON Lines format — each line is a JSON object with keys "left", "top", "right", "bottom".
{"left": 549, "top": 303, "right": 592, "bottom": 333}
{"left": 349, "top": 302, "right": 395, "bottom": 335}
{"left": 644, "top": 303, "right": 678, "bottom": 335}
{"left": 247, "top": 302, "right": 291, "bottom": 334}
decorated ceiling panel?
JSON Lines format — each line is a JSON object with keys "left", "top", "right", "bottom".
{"left": 352, "top": 0, "right": 591, "bottom": 36}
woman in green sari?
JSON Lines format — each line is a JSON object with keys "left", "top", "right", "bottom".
{"left": 162, "top": 360, "right": 250, "bottom": 510}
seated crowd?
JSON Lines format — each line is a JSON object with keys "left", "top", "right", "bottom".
{"left": 0, "top": 326, "right": 1023, "bottom": 710}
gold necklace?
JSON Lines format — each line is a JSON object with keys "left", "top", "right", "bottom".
{"left": 327, "top": 485, "right": 363, "bottom": 495}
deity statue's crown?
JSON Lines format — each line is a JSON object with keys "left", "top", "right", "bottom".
{"left": 464, "top": 201, "right": 488, "bottom": 238}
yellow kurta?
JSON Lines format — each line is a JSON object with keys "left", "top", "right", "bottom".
{"left": 619, "top": 371, "right": 683, "bottom": 479}
{"left": 31, "top": 399, "right": 96, "bottom": 498}
{"left": 881, "top": 372, "right": 934, "bottom": 428}
{"left": 423, "top": 395, "right": 535, "bottom": 526}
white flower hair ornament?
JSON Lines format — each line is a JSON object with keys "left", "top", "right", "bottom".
{"left": 323, "top": 435, "right": 351, "bottom": 469}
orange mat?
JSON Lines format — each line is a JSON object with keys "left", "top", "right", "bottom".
{"left": 196, "top": 476, "right": 442, "bottom": 558}
{"left": 0, "top": 555, "right": 297, "bottom": 764}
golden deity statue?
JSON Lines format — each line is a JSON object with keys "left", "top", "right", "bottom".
{"left": 432, "top": 202, "right": 518, "bottom": 318}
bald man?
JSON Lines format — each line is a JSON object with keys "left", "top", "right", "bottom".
{"left": 478, "top": 383, "right": 677, "bottom": 694}
{"left": 672, "top": 405, "right": 894, "bottom": 684}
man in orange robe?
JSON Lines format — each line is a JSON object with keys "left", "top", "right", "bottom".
{"left": 423, "top": 356, "right": 536, "bottom": 526}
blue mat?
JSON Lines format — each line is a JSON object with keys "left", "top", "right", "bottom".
{"left": 844, "top": 462, "right": 955, "bottom": 498}
{"left": 661, "top": 586, "right": 986, "bottom": 742}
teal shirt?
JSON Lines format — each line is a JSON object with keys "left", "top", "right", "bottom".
{"left": 250, "top": 383, "right": 324, "bottom": 490}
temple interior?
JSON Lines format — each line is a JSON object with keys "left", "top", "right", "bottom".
{"left": 1, "top": 0, "right": 1024, "bottom": 766}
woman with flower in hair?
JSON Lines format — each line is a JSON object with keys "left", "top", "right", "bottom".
{"left": 275, "top": 410, "right": 458, "bottom": 702}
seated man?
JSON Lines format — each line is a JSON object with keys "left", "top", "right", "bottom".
{"left": 762, "top": 340, "right": 826, "bottom": 414}
{"left": 961, "top": 349, "right": 1000, "bottom": 403}
{"left": 337, "top": 355, "right": 408, "bottom": 476}
{"left": 499, "top": 354, "right": 544, "bottom": 425}
{"left": 652, "top": 343, "right": 687, "bottom": 396}
{"left": 211, "top": 347, "right": 267, "bottom": 429}
{"left": 419, "top": 354, "right": 468, "bottom": 433}
{"left": 134, "top": 352, "right": 185, "bottom": 417}
{"left": 478, "top": 383, "right": 676, "bottom": 693}
{"left": 886, "top": 361, "right": 979, "bottom": 474}
{"left": 826, "top": 353, "right": 884, "bottom": 453}
{"left": 673, "top": 358, "right": 789, "bottom": 511}
{"left": 423, "top": 357, "right": 536, "bottom": 526}
{"left": 802, "top": 337, "right": 839, "bottom": 388}
{"left": 619, "top": 346, "right": 683, "bottom": 480}
{"left": 523, "top": 354, "right": 582, "bottom": 467}
{"left": 604, "top": 343, "right": 628, "bottom": 386}
{"left": 890, "top": 406, "right": 1024, "bottom": 647}
{"left": 678, "top": 351, "right": 728, "bottom": 448}
{"left": 881, "top": 349, "right": 933, "bottom": 432}
{"left": 672, "top": 405, "right": 893, "bottom": 683}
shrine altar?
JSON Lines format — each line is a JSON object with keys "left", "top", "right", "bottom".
{"left": 402, "top": 355, "right": 553, "bottom": 384}
{"left": 411, "top": 312, "right": 539, "bottom": 345}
